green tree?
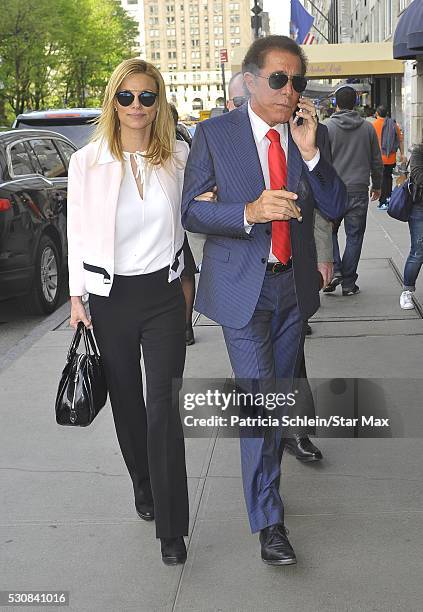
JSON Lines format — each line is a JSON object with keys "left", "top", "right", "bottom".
{"left": 0, "top": 0, "right": 138, "bottom": 124}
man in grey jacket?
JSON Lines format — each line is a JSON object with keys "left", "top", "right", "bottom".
{"left": 324, "top": 86, "right": 383, "bottom": 296}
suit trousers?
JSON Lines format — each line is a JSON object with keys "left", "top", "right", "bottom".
{"left": 222, "top": 268, "right": 307, "bottom": 533}
{"left": 89, "top": 268, "right": 189, "bottom": 538}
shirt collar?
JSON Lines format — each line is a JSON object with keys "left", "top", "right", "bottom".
{"left": 247, "top": 101, "right": 288, "bottom": 147}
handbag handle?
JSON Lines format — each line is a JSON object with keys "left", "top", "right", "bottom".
{"left": 67, "top": 322, "right": 100, "bottom": 361}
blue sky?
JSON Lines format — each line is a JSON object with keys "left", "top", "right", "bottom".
{"left": 263, "top": 0, "right": 291, "bottom": 35}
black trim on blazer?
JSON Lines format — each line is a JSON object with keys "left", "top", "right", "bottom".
{"left": 171, "top": 245, "right": 184, "bottom": 272}
{"left": 83, "top": 263, "right": 111, "bottom": 283}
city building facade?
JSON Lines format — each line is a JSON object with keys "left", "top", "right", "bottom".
{"left": 304, "top": 0, "right": 422, "bottom": 150}
{"left": 122, "top": 0, "right": 252, "bottom": 116}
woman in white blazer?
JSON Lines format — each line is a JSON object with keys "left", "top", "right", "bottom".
{"left": 67, "top": 58, "right": 191, "bottom": 565}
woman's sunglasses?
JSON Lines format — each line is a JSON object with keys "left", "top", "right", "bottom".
{"left": 255, "top": 72, "right": 308, "bottom": 94}
{"left": 115, "top": 90, "right": 158, "bottom": 107}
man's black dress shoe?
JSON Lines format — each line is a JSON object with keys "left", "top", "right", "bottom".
{"left": 186, "top": 325, "right": 195, "bottom": 346}
{"left": 260, "top": 524, "right": 296, "bottom": 566}
{"left": 160, "top": 537, "right": 187, "bottom": 565}
{"left": 135, "top": 501, "right": 154, "bottom": 521}
{"left": 283, "top": 435, "right": 323, "bottom": 462}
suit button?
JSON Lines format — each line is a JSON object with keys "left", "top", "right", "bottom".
{"left": 261, "top": 258, "right": 266, "bottom": 264}
{"left": 265, "top": 229, "right": 271, "bottom": 235}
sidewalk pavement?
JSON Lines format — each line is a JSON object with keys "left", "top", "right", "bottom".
{"left": 1, "top": 204, "right": 423, "bottom": 612}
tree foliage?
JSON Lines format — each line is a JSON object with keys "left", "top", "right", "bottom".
{"left": 0, "top": 0, "right": 138, "bottom": 124}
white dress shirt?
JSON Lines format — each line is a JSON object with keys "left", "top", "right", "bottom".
{"left": 114, "top": 152, "right": 173, "bottom": 275}
{"left": 245, "top": 102, "right": 320, "bottom": 262}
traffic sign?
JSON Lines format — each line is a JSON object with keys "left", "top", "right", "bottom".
{"left": 220, "top": 48, "right": 228, "bottom": 63}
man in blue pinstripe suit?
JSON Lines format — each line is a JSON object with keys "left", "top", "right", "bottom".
{"left": 182, "top": 35, "right": 346, "bottom": 565}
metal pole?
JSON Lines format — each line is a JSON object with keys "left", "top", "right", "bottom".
{"left": 221, "top": 62, "right": 227, "bottom": 109}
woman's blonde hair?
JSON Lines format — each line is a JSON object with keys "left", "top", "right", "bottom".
{"left": 92, "top": 58, "right": 175, "bottom": 166}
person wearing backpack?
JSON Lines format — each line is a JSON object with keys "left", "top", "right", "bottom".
{"left": 400, "top": 144, "right": 423, "bottom": 309}
{"left": 323, "top": 85, "right": 383, "bottom": 296}
{"left": 373, "top": 105, "right": 406, "bottom": 210}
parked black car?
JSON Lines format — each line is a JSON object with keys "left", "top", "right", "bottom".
{"left": 14, "top": 108, "right": 194, "bottom": 151}
{"left": 0, "top": 129, "right": 77, "bottom": 313}
{"left": 14, "top": 109, "right": 100, "bottom": 149}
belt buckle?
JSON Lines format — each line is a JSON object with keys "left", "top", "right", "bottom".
{"left": 272, "top": 262, "right": 281, "bottom": 273}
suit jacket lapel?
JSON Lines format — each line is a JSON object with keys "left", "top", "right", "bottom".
{"left": 229, "top": 106, "right": 265, "bottom": 198}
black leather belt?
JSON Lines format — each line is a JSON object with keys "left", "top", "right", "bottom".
{"left": 266, "top": 259, "right": 292, "bottom": 273}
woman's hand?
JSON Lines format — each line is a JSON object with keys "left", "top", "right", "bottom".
{"left": 194, "top": 186, "right": 217, "bottom": 202}
{"left": 70, "top": 296, "right": 92, "bottom": 329}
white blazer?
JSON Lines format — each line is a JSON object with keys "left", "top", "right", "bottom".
{"left": 67, "top": 138, "right": 189, "bottom": 297}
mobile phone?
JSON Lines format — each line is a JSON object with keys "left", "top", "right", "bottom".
{"left": 293, "top": 106, "right": 304, "bottom": 126}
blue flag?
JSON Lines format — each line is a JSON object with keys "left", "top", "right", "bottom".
{"left": 290, "top": 0, "right": 314, "bottom": 44}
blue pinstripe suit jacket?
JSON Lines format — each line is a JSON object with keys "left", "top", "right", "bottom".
{"left": 181, "top": 104, "right": 346, "bottom": 329}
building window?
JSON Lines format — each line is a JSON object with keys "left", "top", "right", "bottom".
{"left": 384, "top": 0, "right": 392, "bottom": 37}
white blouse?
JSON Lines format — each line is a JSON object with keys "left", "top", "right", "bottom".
{"left": 114, "top": 152, "right": 173, "bottom": 275}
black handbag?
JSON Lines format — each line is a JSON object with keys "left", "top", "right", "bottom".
{"left": 55, "top": 322, "right": 107, "bottom": 426}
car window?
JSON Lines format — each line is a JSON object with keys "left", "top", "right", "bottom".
{"left": 28, "top": 138, "right": 66, "bottom": 178}
{"left": 57, "top": 141, "right": 76, "bottom": 165}
{"left": 9, "top": 142, "right": 36, "bottom": 176}
{"left": 16, "top": 121, "right": 96, "bottom": 148}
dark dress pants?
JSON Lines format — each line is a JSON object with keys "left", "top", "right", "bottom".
{"left": 222, "top": 268, "right": 307, "bottom": 533}
{"left": 381, "top": 163, "right": 396, "bottom": 202}
{"left": 89, "top": 268, "right": 189, "bottom": 538}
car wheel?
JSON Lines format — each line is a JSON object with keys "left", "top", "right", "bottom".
{"left": 22, "top": 235, "right": 62, "bottom": 315}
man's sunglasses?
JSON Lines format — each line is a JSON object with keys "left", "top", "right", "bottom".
{"left": 231, "top": 96, "right": 248, "bottom": 108}
{"left": 115, "top": 90, "right": 158, "bottom": 107}
{"left": 255, "top": 72, "right": 308, "bottom": 94}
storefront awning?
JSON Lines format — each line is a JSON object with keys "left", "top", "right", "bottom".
{"left": 231, "top": 42, "right": 404, "bottom": 79}
{"left": 393, "top": 0, "right": 423, "bottom": 59}
{"left": 300, "top": 43, "right": 404, "bottom": 78}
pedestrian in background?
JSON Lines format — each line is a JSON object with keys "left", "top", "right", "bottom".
{"left": 373, "top": 105, "right": 405, "bottom": 210}
{"left": 67, "top": 58, "right": 192, "bottom": 565}
{"left": 400, "top": 144, "right": 423, "bottom": 310}
{"left": 324, "top": 85, "right": 383, "bottom": 296}
{"left": 226, "top": 71, "right": 249, "bottom": 111}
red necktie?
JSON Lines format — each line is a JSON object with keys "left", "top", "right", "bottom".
{"left": 266, "top": 129, "right": 291, "bottom": 264}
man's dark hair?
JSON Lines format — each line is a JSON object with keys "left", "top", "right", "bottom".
{"left": 242, "top": 35, "right": 308, "bottom": 77}
{"left": 335, "top": 86, "right": 356, "bottom": 110}
{"left": 376, "top": 105, "right": 388, "bottom": 118}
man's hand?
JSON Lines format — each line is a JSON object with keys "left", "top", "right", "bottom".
{"left": 317, "top": 262, "right": 333, "bottom": 289}
{"left": 194, "top": 186, "right": 217, "bottom": 202}
{"left": 245, "top": 189, "right": 301, "bottom": 224}
{"left": 289, "top": 96, "right": 318, "bottom": 161}
{"left": 370, "top": 188, "right": 381, "bottom": 201}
